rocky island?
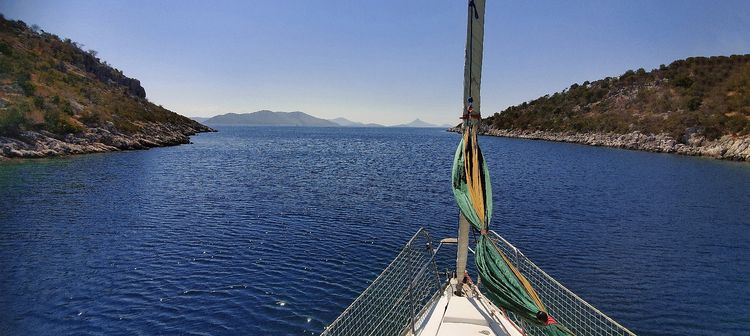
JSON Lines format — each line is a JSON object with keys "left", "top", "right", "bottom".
{"left": 459, "top": 55, "right": 750, "bottom": 161}
{"left": 0, "top": 16, "right": 213, "bottom": 159}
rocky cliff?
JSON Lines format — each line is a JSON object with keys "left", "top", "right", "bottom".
{"left": 1, "top": 121, "right": 208, "bottom": 158}
{"left": 450, "top": 126, "right": 750, "bottom": 161}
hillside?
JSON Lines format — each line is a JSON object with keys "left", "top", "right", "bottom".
{"left": 482, "top": 55, "right": 750, "bottom": 161}
{"left": 0, "top": 16, "right": 212, "bottom": 158}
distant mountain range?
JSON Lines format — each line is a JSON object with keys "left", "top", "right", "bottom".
{"left": 193, "top": 111, "right": 447, "bottom": 128}
{"left": 392, "top": 118, "right": 452, "bottom": 128}
{"left": 200, "top": 111, "right": 337, "bottom": 126}
{"left": 329, "top": 117, "right": 385, "bottom": 128}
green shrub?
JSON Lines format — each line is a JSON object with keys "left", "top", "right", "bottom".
{"left": 0, "top": 104, "right": 29, "bottom": 135}
{"left": 16, "top": 72, "right": 35, "bottom": 95}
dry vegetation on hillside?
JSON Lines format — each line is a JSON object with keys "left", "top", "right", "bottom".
{"left": 487, "top": 55, "right": 750, "bottom": 141}
{"left": 0, "top": 15, "right": 204, "bottom": 137}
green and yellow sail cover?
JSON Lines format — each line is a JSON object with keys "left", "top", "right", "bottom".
{"left": 451, "top": 1, "right": 573, "bottom": 335}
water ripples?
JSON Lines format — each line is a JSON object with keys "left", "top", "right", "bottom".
{"left": 1, "top": 127, "right": 748, "bottom": 335}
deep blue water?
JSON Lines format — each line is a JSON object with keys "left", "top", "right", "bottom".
{"left": 1, "top": 126, "right": 748, "bottom": 336}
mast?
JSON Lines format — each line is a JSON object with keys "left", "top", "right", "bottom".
{"left": 455, "top": 0, "right": 485, "bottom": 296}
{"left": 463, "top": 0, "right": 485, "bottom": 120}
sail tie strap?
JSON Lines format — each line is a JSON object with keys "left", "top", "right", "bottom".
{"left": 468, "top": 0, "right": 479, "bottom": 19}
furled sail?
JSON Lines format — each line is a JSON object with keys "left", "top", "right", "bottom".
{"left": 451, "top": 1, "right": 573, "bottom": 335}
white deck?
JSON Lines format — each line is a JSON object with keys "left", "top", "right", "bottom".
{"left": 412, "top": 280, "right": 524, "bottom": 336}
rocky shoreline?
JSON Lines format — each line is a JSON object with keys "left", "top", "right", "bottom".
{"left": 1, "top": 121, "right": 215, "bottom": 159}
{"left": 449, "top": 127, "right": 750, "bottom": 162}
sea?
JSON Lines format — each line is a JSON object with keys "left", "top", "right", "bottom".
{"left": 1, "top": 126, "right": 748, "bottom": 336}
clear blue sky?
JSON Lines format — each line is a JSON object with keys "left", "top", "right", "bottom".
{"left": 1, "top": 1, "right": 748, "bottom": 125}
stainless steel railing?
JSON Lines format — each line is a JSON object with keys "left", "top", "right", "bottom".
{"left": 321, "top": 228, "right": 636, "bottom": 336}
{"left": 320, "top": 228, "right": 444, "bottom": 336}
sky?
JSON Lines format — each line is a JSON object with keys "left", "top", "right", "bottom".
{"left": 1, "top": 1, "right": 749, "bottom": 125}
